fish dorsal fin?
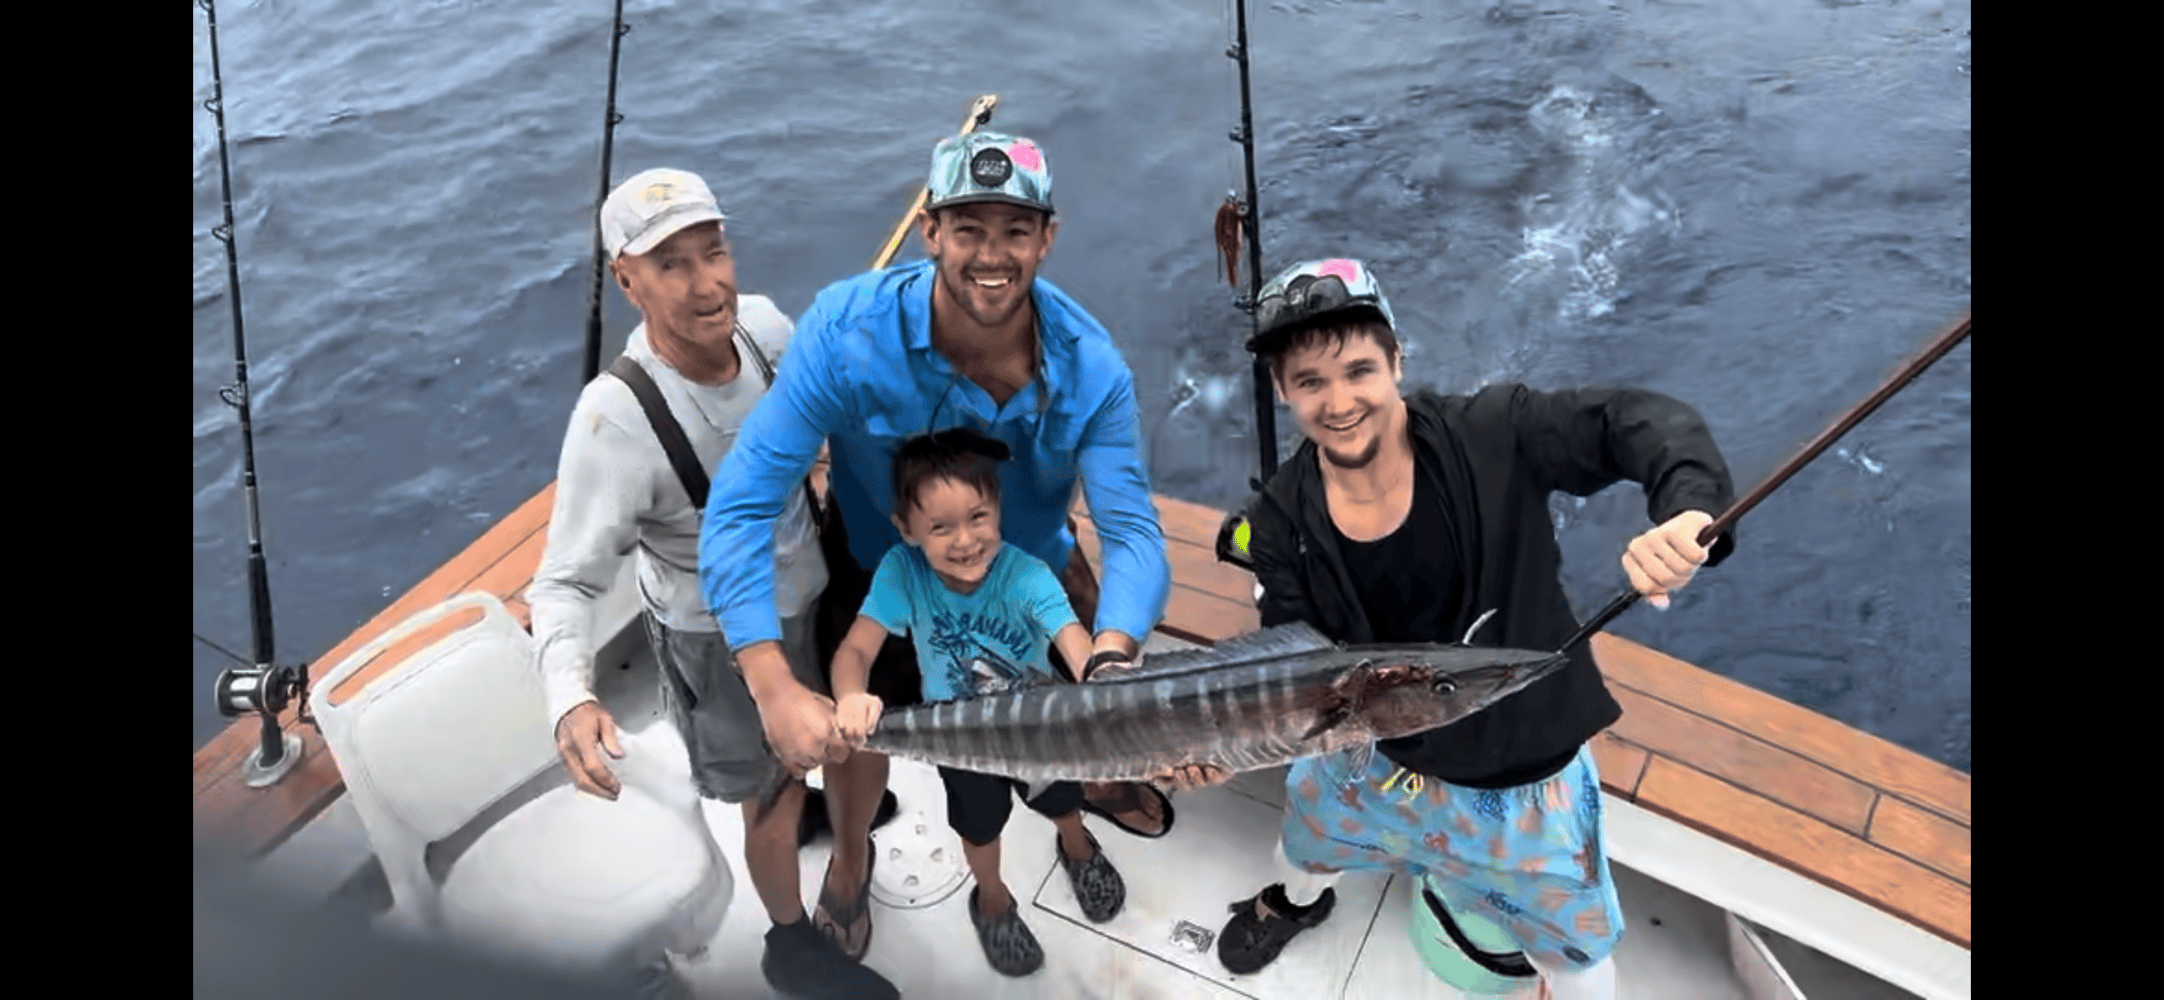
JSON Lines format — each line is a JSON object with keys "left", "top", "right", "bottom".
{"left": 1207, "top": 621, "right": 1337, "bottom": 660}
{"left": 1101, "top": 622, "right": 1339, "bottom": 681}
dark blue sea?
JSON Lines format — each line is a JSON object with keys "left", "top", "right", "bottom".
{"left": 192, "top": 0, "right": 1970, "bottom": 774}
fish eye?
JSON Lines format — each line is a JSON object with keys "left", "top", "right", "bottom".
{"left": 1431, "top": 677, "right": 1458, "bottom": 695}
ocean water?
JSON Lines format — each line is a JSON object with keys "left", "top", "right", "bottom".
{"left": 192, "top": 0, "right": 1970, "bottom": 773}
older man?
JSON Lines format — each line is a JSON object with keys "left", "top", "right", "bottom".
{"left": 528, "top": 168, "right": 899, "bottom": 1000}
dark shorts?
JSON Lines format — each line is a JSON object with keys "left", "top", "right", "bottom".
{"left": 937, "top": 767, "right": 1085, "bottom": 847}
{"left": 647, "top": 609, "right": 825, "bottom": 804}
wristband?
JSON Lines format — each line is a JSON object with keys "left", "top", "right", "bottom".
{"left": 1082, "top": 649, "right": 1130, "bottom": 681}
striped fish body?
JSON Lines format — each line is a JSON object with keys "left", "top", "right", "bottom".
{"left": 855, "top": 620, "right": 1568, "bottom": 788}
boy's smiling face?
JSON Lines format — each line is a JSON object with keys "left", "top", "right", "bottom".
{"left": 897, "top": 475, "right": 1004, "bottom": 592}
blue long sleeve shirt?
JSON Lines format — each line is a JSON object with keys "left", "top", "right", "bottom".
{"left": 700, "top": 259, "right": 1170, "bottom": 654}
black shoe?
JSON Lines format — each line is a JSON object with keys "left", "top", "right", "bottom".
{"left": 760, "top": 917, "right": 900, "bottom": 1000}
{"left": 797, "top": 788, "right": 901, "bottom": 848}
{"left": 1216, "top": 883, "right": 1335, "bottom": 975}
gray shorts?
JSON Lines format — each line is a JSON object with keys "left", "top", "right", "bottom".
{"left": 645, "top": 611, "right": 827, "bottom": 803}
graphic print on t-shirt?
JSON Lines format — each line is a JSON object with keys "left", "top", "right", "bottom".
{"left": 860, "top": 543, "right": 1079, "bottom": 704}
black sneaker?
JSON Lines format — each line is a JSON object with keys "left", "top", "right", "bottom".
{"left": 1216, "top": 883, "right": 1335, "bottom": 975}
{"left": 761, "top": 917, "right": 900, "bottom": 1000}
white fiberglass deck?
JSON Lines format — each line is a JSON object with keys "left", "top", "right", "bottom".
{"left": 261, "top": 630, "right": 1931, "bottom": 1000}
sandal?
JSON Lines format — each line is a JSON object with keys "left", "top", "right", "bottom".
{"left": 968, "top": 885, "right": 1044, "bottom": 977}
{"left": 1055, "top": 827, "right": 1126, "bottom": 924}
{"left": 1078, "top": 780, "right": 1176, "bottom": 839}
{"left": 812, "top": 837, "right": 875, "bottom": 961}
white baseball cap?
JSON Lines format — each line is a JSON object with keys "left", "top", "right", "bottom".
{"left": 600, "top": 168, "right": 726, "bottom": 259}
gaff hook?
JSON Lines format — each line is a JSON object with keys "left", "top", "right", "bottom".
{"left": 1460, "top": 608, "right": 1499, "bottom": 646}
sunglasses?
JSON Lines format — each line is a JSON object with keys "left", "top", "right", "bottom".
{"left": 903, "top": 368, "right": 1018, "bottom": 463}
{"left": 1250, "top": 263, "right": 1393, "bottom": 350}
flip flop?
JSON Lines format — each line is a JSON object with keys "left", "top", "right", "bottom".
{"left": 812, "top": 836, "right": 876, "bottom": 961}
{"left": 1078, "top": 780, "right": 1176, "bottom": 839}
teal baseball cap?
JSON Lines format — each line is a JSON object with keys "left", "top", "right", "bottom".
{"left": 926, "top": 131, "right": 1053, "bottom": 214}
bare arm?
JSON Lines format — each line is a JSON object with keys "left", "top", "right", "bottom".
{"left": 832, "top": 615, "right": 894, "bottom": 744}
{"left": 1053, "top": 622, "right": 1095, "bottom": 683}
{"left": 830, "top": 615, "right": 892, "bottom": 701}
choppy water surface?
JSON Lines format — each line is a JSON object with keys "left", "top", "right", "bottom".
{"left": 193, "top": 0, "right": 1970, "bottom": 772}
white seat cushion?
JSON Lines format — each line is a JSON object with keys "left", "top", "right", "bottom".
{"left": 438, "top": 781, "right": 720, "bottom": 971}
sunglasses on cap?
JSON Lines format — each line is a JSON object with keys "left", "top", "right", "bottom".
{"left": 1248, "top": 259, "right": 1395, "bottom": 352}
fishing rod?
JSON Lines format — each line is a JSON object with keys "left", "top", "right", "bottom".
{"left": 1223, "top": 0, "right": 1278, "bottom": 485}
{"left": 872, "top": 94, "right": 998, "bottom": 270}
{"left": 1555, "top": 310, "right": 1973, "bottom": 654}
{"left": 200, "top": 0, "right": 314, "bottom": 789}
{"left": 581, "top": 0, "right": 631, "bottom": 383}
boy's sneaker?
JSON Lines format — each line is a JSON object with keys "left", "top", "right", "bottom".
{"left": 761, "top": 917, "right": 899, "bottom": 1000}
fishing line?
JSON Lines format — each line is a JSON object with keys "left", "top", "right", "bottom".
{"left": 195, "top": 631, "right": 250, "bottom": 668}
{"left": 580, "top": 0, "right": 631, "bottom": 384}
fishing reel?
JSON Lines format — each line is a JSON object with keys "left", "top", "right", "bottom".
{"left": 214, "top": 660, "right": 316, "bottom": 788}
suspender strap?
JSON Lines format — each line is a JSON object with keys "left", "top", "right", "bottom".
{"left": 606, "top": 324, "right": 819, "bottom": 514}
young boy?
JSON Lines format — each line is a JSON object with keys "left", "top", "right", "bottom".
{"left": 828, "top": 428, "right": 1128, "bottom": 978}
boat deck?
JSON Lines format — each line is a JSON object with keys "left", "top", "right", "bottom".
{"left": 270, "top": 621, "right": 1915, "bottom": 1000}
{"left": 194, "top": 483, "right": 1969, "bottom": 998}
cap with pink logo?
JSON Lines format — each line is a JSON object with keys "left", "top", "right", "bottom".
{"left": 926, "top": 131, "right": 1054, "bottom": 214}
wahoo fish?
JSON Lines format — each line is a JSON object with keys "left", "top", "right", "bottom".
{"left": 749, "top": 619, "right": 1569, "bottom": 825}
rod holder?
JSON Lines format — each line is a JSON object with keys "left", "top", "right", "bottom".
{"left": 214, "top": 661, "right": 314, "bottom": 788}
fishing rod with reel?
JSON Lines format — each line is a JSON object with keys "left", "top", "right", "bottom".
{"left": 1219, "top": 0, "right": 1277, "bottom": 487}
{"left": 581, "top": 0, "right": 631, "bottom": 383}
{"left": 1208, "top": 0, "right": 1289, "bottom": 573}
{"left": 199, "top": 0, "right": 315, "bottom": 789}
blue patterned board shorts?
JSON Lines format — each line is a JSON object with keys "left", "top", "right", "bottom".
{"left": 1280, "top": 742, "right": 1624, "bottom": 972}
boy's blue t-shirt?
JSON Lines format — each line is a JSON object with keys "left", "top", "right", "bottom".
{"left": 859, "top": 542, "right": 1080, "bottom": 704}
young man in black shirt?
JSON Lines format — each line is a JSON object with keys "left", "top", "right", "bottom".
{"left": 1192, "top": 258, "right": 1738, "bottom": 998}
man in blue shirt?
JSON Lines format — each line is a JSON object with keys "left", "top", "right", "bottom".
{"left": 701, "top": 130, "right": 1176, "bottom": 961}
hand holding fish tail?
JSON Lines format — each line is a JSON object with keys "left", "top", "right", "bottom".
{"left": 1623, "top": 509, "right": 1716, "bottom": 609}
